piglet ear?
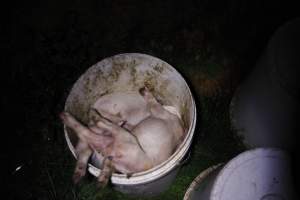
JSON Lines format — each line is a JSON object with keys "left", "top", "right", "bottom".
{"left": 72, "top": 162, "right": 86, "bottom": 184}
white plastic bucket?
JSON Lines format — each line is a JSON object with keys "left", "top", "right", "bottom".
{"left": 63, "top": 53, "right": 197, "bottom": 196}
{"left": 183, "top": 164, "right": 223, "bottom": 200}
{"left": 184, "top": 148, "right": 296, "bottom": 200}
{"left": 230, "top": 18, "right": 300, "bottom": 150}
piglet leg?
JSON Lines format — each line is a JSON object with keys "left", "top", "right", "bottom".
{"left": 73, "top": 140, "right": 92, "bottom": 184}
{"left": 60, "top": 112, "right": 92, "bottom": 142}
{"left": 60, "top": 112, "right": 113, "bottom": 154}
{"left": 97, "top": 156, "right": 114, "bottom": 187}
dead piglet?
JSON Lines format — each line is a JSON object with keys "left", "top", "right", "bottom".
{"left": 139, "top": 87, "right": 185, "bottom": 145}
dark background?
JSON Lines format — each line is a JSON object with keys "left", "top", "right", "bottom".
{"left": 4, "top": 0, "right": 299, "bottom": 199}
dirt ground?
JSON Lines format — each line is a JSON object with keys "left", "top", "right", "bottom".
{"left": 5, "top": 0, "right": 299, "bottom": 199}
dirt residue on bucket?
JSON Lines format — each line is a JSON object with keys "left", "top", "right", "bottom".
{"left": 153, "top": 63, "right": 165, "bottom": 73}
{"left": 180, "top": 101, "right": 190, "bottom": 131}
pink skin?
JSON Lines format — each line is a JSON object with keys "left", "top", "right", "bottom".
{"left": 72, "top": 140, "right": 92, "bottom": 184}
{"left": 60, "top": 87, "right": 185, "bottom": 185}
{"left": 97, "top": 156, "right": 114, "bottom": 187}
{"left": 139, "top": 87, "right": 185, "bottom": 144}
{"left": 130, "top": 87, "right": 185, "bottom": 165}
{"left": 91, "top": 91, "right": 151, "bottom": 128}
{"left": 95, "top": 117, "right": 153, "bottom": 173}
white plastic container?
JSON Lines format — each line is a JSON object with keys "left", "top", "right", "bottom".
{"left": 230, "top": 18, "right": 300, "bottom": 150}
{"left": 184, "top": 148, "right": 296, "bottom": 200}
{"left": 63, "top": 53, "right": 197, "bottom": 196}
{"left": 184, "top": 164, "right": 223, "bottom": 200}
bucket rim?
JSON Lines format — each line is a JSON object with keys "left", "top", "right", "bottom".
{"left": 183, "top": 163, "right": 223, "bottom": 200}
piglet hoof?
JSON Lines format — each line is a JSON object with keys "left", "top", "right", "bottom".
{"left": 59, "top": 112, "right": 67, "bottom": 121}
{"left": 96, "top": 156, "right": 114, "bottom": 188}
{"left": 72, "top": 163, "right": 86, "bottom": 184}
{"left": 72, "top": 171, "right": 84, "bottom": 185}
{"left": 59, "top": 112, "right": 73, "bottom": 125}
{"left": 96, "top": 175, "right": 110, "bottom": 188}
{"left": 126, "top": 173, "right": 133, "bottom": 179}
